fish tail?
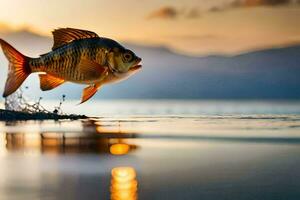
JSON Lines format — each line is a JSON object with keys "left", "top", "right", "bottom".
{"left": 0, "top": 39, "right": 32, "bottom": 97}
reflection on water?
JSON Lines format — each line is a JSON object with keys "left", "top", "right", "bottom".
{"left": 111, "top": 167, "right": 138, "bottom": 200}
{"left": 1, "top": 114, "right": 300, "bottom": 200}
{"left": 2, "top": 119, "right": 138, "bottom": 155}
{"left": 5, "top": 132, "right": 138, "bottom": 155}
{"left": 110, "top": 144, "right": 131, "bottom": 155}
{"left": 1, "top": 119, "right": 139, "bottom": 200}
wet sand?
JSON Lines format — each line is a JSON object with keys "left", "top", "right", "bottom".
{"left": 0, "top": 115, "right": 300, "bottom": 200}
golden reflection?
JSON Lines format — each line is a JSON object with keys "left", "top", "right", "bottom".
{"left": 1, "top": 120, "right": 138, "bottom": 155}
{"left": 111, "top": 167, "right": 138, "bottom": 200}
{"left": 110, "top": 143, "right": 130, "bottom": 155}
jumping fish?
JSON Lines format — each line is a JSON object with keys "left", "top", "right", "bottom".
{"left": 0, "top": 28, "right": 142, "bottom": 104}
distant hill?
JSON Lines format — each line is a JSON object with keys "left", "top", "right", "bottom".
{"left": 0, "top": 29, "right": 299, "bottom": 100}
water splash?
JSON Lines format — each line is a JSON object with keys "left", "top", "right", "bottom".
{"left": 4, "top": 87, "right": 65, "bottom": 115}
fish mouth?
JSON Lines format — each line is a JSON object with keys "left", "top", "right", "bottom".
{"left": 130, "top": 58, "right": 142, "bottom": 72}
{"left": 110, "top": 58, "right": 142, "bottom": 76}
{"left": 130, "top": 64, "right": 142, "bottom": 72}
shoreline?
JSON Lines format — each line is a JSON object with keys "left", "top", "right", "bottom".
{"left": 0, "top": 109, "right": 87, "bottom": 121}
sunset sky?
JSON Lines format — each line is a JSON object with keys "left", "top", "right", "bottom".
{"left": 0, "top": 0, "right": 300, "bottom": 55}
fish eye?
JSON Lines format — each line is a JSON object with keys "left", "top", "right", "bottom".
{"left": 123, "top": 52, "right": 133, "bottom": 62}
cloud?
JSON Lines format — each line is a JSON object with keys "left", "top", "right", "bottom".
{"left": 233, "top": 0, "right": 291, "bottom": 7}
{"left": 208, "top": 6, "right": 224, "bottom": 12}
{"left": 147, "top": 6, "right": 178, "bottom": 19}
{"left": 186, "top": 8, "right": 201, "bottom": 18}
{"left": 147, "top": 0, "right": 299, "bottom": 20}
{"left": 209, "top": 0, "right": 300, "bottom": 12}
{"left": 147, "top": 6, "right": 200, "bottom": 20}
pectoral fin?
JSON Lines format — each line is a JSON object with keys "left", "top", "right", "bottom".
{"left": 80, "top": 83, "right": 101, "bottom": 104}
{"left": 39, "top": 74, "right": 65, "bottom": 91}
{"left": 77, "top": 59, "right": 108, "bottom": 80}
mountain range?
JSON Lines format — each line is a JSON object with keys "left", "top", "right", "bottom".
{"left": 0, "top": 29, "right": 299, "bottom": 100}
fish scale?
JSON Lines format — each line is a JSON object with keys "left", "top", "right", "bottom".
{"left": 39, "top": 44, "right": 81, "bottom": 81}
{"left": 29, "top": 40, "right": 107, "bottom": 83}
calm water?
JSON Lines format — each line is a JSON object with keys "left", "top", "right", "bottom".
{"left": 1, "top": 100, "right": 300, "bottom": 200}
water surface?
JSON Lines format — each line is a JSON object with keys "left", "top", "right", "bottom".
{"left": 1, "top": 100, "right": 300, "bottom": 200}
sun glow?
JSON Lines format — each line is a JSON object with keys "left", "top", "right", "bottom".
{"left": 110, "top": 143, "right": 130, "bottom": 155}
{"left": 110, "top": 167, "right": 138, "bottom": 200}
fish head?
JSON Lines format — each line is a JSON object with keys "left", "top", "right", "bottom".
{"left": 107, "top": 47, "right": 142, "bottom": 75}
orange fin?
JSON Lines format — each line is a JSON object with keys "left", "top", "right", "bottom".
{"left": 77, "top": 59, "right": 108, "bottom": 80}
{"left": 39, "top": 74, "right": 65, "bottom": 91}
{"left": 80, "top": 84, "right": 101, "bottom": 104}
{"left": 0, "top": 39, "right": 31, "bottom": 97}
{"left": 52, "top": 28, "right": 99, "bottom": 50}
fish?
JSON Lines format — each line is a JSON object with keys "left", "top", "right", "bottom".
{"left": 0, "top": 28, "right": 142, "bottom": 104}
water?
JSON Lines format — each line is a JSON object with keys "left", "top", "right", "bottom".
{"left": 1, "top": 100, "right": 300, "bottom": 200}
{"left": 39, "top": 99, "right": 300, "bottom": 116}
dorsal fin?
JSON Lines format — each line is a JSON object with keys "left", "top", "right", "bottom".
{"left": 52, "top": 28, "right": 99, "bottom": 50}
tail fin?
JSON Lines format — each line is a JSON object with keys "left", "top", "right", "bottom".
{"left": 0, "top": 39, "right": 31, "bottom": 97}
